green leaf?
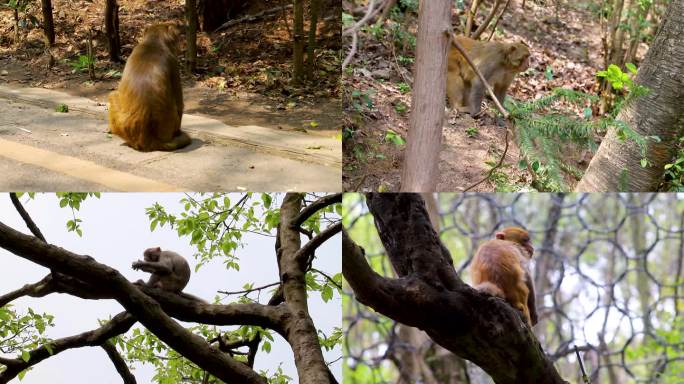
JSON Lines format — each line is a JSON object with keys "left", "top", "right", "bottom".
{"left": 625, "top": 62, "right": 637, "bottom": 74}
{"left": 531, "top": 161, "right": 540, "bottom": 172}
{"left": 21, "top": 350, "right": 30, "bottom": 362}
{"left": 261, "top": 194, "right": 272, "bottom": 208}
{"left": 321, "top": 285, "right": 333, "bottom": 302}
{"left": 262, "top": 341, "right": 272, "bottom": 353}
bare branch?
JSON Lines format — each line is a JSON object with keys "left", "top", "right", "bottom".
{"left": 294, "top": 221, "right": 342, "bottom": 266}
{"left": 293, "top": 193, "right": 342, "bottom": 227}
{"left": 101, "top": 341, "right": 137, "bottom": 384}
{"left": 9, "top": 193, "right": 46, "bottom": 242}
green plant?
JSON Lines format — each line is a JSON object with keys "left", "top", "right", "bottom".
{"left": 350, "top": 90, "right": 375, "bottom": 112}
{"left": 662, "top": 137, "right": 684, "bottom": 191}
{"left": 597, "top": 63, "right": 637, "bottom": 92}
{"left": 396, "top": 82, "right": 410, "bottom": 94}
{"left": 70, "top": 55, "right": 95, "bottom": 72}
{"left": 597, "top": 63, "right": 649, "bottom": 110}
{"left": 544, "top": 65, "right": 554, "bottom": 80}
{"left": 55, "top": 104, "right": 68, "bottom": 113}
{"left": 393, "top": 101, "right": 408, "bottom": 114}
{"left": 465, "top": 127, "right": 478, "bottom": 138}
{"left": 384, "top": 130, "right": 405, "bottom": 146}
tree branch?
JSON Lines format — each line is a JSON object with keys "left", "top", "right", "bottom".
{"left": 0, "top": 312, "right": 137, "bottom": 383}
{"left": 101, "top": 340, "right": 137, "bottom": 384}
{"left": 292, "top": 193, "right": 342, "bottom": 227}
{"left": 0, "top": 221, "right": 267, "bottom": 384}
{"left": 9, "top": 193, "right": 46, "bottom": 242}
{"left": 294, "top": 221, "right": 342, "bottom": 266}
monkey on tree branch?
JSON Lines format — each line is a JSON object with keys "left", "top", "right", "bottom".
{"left": 342, "top": 193, "right": 567, "bottom": 384}
{"left": 0, "top": 193, "right": 342, "bottom": 384}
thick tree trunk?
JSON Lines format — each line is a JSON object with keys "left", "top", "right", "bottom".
{"left": 41, "top": 0, "right": 55, "bottom": 46}
{"left": 186, "top": 0, "right": 198, "bottom": 72}
{"left": 104, "top": 0, "right": 121, "bottom": 62}
{"left": 199, "top": 0, "right": 247, "bottom": 31}
{"left": 400, "top": 0, "right": 451, "bottom": 192}
{"left": 576, "top": 0, "right": 684, "bottom": 191}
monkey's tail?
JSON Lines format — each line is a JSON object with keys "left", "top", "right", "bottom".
{"left": 475, "top": 282, "right": 505, "bottom": 298}
{"left": 157, "top": 131, "right": 192, "bottom": 151}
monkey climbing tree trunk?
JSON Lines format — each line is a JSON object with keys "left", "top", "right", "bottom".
{"left": 400, "top": 0, "right": 452, "bottom": 192}
{"left": 292, "top": 0, "right": 305, "bottom": 84}
{"left": 576, "top": 0, "right": 684, "bottom": 192}
{"left": 185, "top": 0, "right": 198, "bottom": 72}
{"left": 40, "top": 0, "right": 55, "bottom": 46}
{"left": 343, "top": 194, "right": 568, "bottom": 384}
{"left": 104, "top": 0, "right": 121, "bottom": 62}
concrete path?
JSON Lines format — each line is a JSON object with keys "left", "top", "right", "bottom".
{"left": 0, "top": 85, "right": 341, "bottom": 191}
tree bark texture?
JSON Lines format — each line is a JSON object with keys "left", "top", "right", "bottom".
{"left": 400, "top": 0, "right": 451, "bottom": 192}
{"left": 576, "top": 0, "right": 684, "bottom": 191}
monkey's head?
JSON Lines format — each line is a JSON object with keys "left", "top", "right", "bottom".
{"left": 142, "top": 23, "right": 182, "bottom": 54}
{"left": 143, "top": 246, "right": 162, "bottom": 262}
{"left": 505, "top": 42, "right": 530, "bottom": 71}
{"left": 495, "top": 227, "right": 533, "bottom": 257}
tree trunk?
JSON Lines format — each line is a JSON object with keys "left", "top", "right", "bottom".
{"left": 305, "top": 0, "right": 321, "bottom": 77}
{"left": 199, "top": 0, "right": 247, "bottom": 31}
{"left": 400, "top": 0, "right": 452, "bottom": 192}
{"left": 41, "top": 0, "right": 55, "bottom": 46}
{"left": 576, "top": 0, "right": 684, "bottom": 191}
{"left": 13, "top": 8, "right": 19, "bottom": 46}
{"left": 186, "top": 0, "right": 198, "bottom": 72}
{"left": 292, "top": 0, "right": 305, "bottom": 84}
{"left": 104, "top": 0, "right": 121, "bottom": 62}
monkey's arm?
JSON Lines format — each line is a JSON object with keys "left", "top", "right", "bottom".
{"left": 132, "top": 260, "right": 172, "bottom": 275}
{"left": 525, "top": 274, "right": 538, "bottom": 326}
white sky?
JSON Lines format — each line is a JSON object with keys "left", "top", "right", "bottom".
{"left": 0, "top": 193, "right": 341, "bottom": 383}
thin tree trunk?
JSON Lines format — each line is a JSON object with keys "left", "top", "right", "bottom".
{"left": 305, "top": 0, "right": 321, "bottom": 77}
{"left": 624, "top": 2, "right": 652, "bottom": 64}
{"left": 400, "top": 0, "right": 452, "bottom": 192}
{"left": 41, "top": 0, "right": 55, "bottom": 46}
{"left": 576, "top": 0, "right": 684, "bottom": 191}
{"left": 104, "top": 0, "right": 121, "bottom": 62}
{"left": 13, "top": 8, "right": 19, "bottom": 46}
{"left": 185, "top": 0, "right": 198, "bottom": 72}
{"left": 292, "top": 0, "right": 305, "bottom": 84}
{"left": 464, "top": 0, "right": 481, "bottom": 37}
{"left": 471, "top": 0, "right": 502, "bottom": 39}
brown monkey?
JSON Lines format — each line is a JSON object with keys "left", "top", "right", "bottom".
{"left": 447, "top": 36, "right": 530, "bottom": 116}
{"left": 471, "top": 227, "right": 538, "bottom": 326}
{"left": 108, "top": 23, "right": 191, "bottom": 152}
{"left": 132, "top": 247, "right": 191, "bottom": 293}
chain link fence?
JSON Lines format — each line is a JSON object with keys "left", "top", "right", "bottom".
{"left": 343, "top": 193, "right": 683, "bottom": 384}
